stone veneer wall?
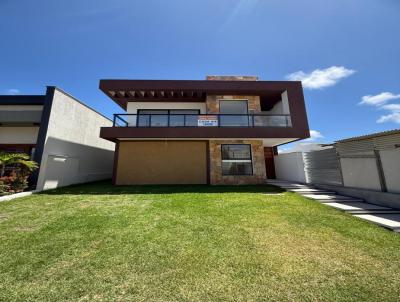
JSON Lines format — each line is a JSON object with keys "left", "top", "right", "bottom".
{"left": 209, "top": 140, "right": 266, "bottom": 185}
{"left": 205, "top": 75, "right": 261, "bottom": 114}
{"left": 206, "top": 95, "right": 261, "bottom": 114}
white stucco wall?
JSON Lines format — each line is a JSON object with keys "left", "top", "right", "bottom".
{"left": 0, "top": 127, "right": 39, "bottom": 144}
{"left": 274, "top": 152, "right": 306, "bottom": 183}
{"left": 36, "top": 88, "right": 115, "bottom": 190}
{"left": 126, "top": 102, "right": 206, "bottom": 114}
{"left": 281, "top": 91, "right": 290, "bottom": 114}
{"left": 268, "top": 91, "right": 290, "bottom": 115}
{"left": 380, "top": 149, "right": 400, "bottom": 193}
{"left": 340, "top": 157, "right": 381, "bottom": 191}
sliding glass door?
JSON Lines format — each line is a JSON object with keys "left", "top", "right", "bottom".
{"left": 137, "top": 109, "right": 200, "bottom": 127}
{"left": 219, "top": 100, "right": 249, "bottom": 126}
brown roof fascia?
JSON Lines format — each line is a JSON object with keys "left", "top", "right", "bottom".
{"left": 99, "top": 79, "right": 303, "bottom": 110}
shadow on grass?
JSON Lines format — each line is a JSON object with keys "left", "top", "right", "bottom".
{"left": 39, "top": 180, "right": 285, "bottom": 195}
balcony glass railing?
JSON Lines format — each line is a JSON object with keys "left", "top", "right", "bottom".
{"left": 113, "top": 114, "right": 292, "bottom": 128}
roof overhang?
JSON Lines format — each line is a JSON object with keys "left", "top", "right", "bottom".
{"left": 99, "top": 79, "right": 303, "bottom": 110}
{"left": 335, "top": 129, "right": 400, "bottom": 143}
{"left": 0, "top": 95, "right": 45, "bottom": 106}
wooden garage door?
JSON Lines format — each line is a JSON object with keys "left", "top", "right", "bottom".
{"left": 116, "top": 141, "right": 208, "bottom": 185}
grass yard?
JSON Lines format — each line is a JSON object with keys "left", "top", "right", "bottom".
{"left": 1, "top": 182, "right": 400, "bottom": 302}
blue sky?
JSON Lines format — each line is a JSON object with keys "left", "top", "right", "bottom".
{"left": 1, "top": 0, "right": 399, "bottom": 144}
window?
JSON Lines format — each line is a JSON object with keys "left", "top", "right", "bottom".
{"left": 137, "top": 110, "right": 168, "bottom": 127}
{"left": 137, "top": 109, "right": 200, "bottom": 127}
{"left": 219, "top": 100, "right": 248, "bottom": 114}
{"left": 219, "top": 100, "right": 249, "bottom": 126}
{"left": 169, "top": 110, "right": 199, "bottom": 127}
{"left": 221, "top": 144, "right": 253, "bottom": 175}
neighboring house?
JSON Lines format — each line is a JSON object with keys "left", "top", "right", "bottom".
{"left": 0, "top": 87, "right": 115, "bottom": 190}
{"left": 0, "top": 95, "right": 43, "bottom": 158}
{"left": 99, "top": 75, "right": 310, "bottom": 185}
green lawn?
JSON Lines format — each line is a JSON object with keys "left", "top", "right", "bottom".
{"left": 1, "top": 182, "right": 400, "bottom": 302}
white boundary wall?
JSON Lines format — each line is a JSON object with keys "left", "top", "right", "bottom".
{"left": 36, "top": 89, "right": 115, "bottom": 190}
{"left": 336, "top": 131, "right": 400, "bottom": 194}
{"left": 274, "top": 152, "right": 306, "bottom": 183}
{"left": 380, "top": 149, "right": 400, "bottom": 193}
{"left": 340, "top": 157, "right": 381, "bottom": 191}
{"left": 275, "top": 132, "right": 400, "bottom": 194}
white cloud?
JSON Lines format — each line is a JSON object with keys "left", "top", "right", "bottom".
{"left": 380, "top": 103, "right": 400, "bottom": 112}
{"left": 359, "top": 91, "right": 400, "bottom": 124}
{"left": 286, "top": 66, "right": 355, "bottom": 89}
{"left": 359, "top": 92, "right": 400, "bottom": 106}
{"left": 305, "top": 130, "right": 324, "bottom": 141}
{"left": 377, "top": 113, "right": 400, "bottom": 124}
{"left": 376, "top": 101, "right": 400, "bottom": 124}
{"left": 7, "top": 89, "right": 20, "bottom": 95}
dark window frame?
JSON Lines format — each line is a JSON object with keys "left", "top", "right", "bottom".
{"left": 221, "top": 144, "right": 253, "bottom": 176}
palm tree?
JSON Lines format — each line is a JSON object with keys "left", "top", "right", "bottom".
{"left": 0, "top": 152, "right": 38, "bottom": 177}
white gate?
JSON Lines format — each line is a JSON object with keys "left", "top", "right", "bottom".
{"left": 303, "top": 148, "right": 343, "bottom": 185}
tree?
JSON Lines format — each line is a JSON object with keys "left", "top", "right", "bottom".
{"left": 0, "top": 152, "right": 38, "bottom": 177}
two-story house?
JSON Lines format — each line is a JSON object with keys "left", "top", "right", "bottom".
{"left": 99, "top": 76, "right": 310, "bottom": 185}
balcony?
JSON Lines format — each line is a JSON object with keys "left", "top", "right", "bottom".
{"left": 0, "top": 110, "right": 43, "bottom": 125}
{"left": 100, "top": 112, "right": 308, "bottom": 141}
{"left": 113, "top": 113, "right": 292, "bottom": 128}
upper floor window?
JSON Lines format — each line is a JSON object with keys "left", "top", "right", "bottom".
{"left": 221, "top": 144, "right": 253, "bottom": 176}
{"left": 219, "top": 100, "right": 248, "bottom": 114}
{"left": 219, "top": 100, "right": 249, "bottom": 126}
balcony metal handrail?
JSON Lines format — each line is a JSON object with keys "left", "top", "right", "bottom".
{"left": 112, "top": 113, "right": 292, "bottom": 128}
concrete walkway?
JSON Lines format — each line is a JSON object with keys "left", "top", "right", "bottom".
{"left": 267, "top": 180, "right": 400, "bottom": 233}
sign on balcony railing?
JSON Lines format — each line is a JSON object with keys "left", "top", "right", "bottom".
{"left": 197, "top": 115, "right": 218, "bottom": 127}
